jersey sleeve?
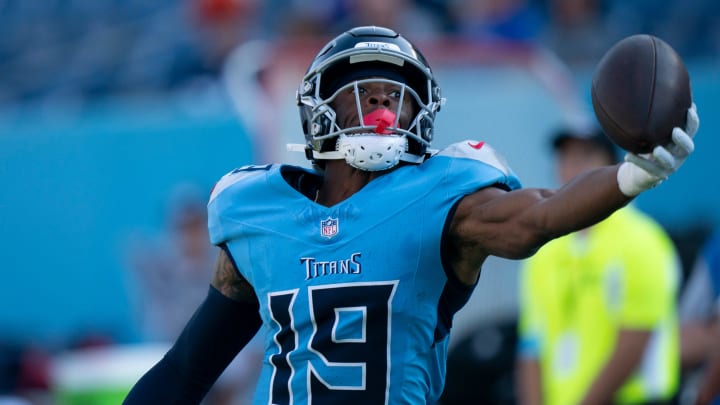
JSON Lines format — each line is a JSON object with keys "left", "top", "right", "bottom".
{"left": 435, "top": 140, "right": 522, "bottom": 191}
{"left": 207, "top": 165, "right": 272, "bottom": 246}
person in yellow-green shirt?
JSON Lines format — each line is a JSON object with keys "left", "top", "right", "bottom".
{"left": 517, "top": 127, "right": 680, "bottom": 405}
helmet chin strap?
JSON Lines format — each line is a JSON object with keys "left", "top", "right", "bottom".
{"left": 285, "top": 145, "right": 425, "bottom": 165}
{"left": 337, "top": 133, "right": 407, "bottom": 171}
{"left": 336, "top": 109, "right": 406, "bottom": 171}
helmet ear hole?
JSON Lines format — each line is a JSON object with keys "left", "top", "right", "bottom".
{"left": 317, "top": 116, "right": 330, "bottom": 137}
{"left": 420, "top": 116, "right": 434, "bottom": 143}
{"left": 301, "top": 118, "right": 310, "bottom": 136}
{"left": 319, "top": 138, "right": 336, "bottom": 153}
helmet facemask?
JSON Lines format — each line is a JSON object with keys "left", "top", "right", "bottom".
{"left": 304, "top": 77, "right": 433, "bottom": 171}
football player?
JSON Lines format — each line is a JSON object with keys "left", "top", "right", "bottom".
{"left": 124, "top": 26, "right": 698, "bottom": 404}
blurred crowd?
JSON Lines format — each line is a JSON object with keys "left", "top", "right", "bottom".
{"left": 0, "top": 0, "right": 718, "bottom": 110}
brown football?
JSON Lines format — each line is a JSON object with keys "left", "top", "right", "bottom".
{"left": 591, "top": 34, "right": 691, "bottom": 154}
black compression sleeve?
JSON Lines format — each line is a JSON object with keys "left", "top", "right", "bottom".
{"left": 123, "top": 285, "right": 262, "bottom": 404}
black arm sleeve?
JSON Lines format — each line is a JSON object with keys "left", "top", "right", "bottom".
{"left": 123, "top": 285, "right": 262, "bottom": 404}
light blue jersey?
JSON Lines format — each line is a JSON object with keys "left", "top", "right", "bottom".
{"left": 208, "top": 141, "right": 521, "bottom": 405}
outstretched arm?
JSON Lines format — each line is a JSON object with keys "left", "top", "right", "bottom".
{"left": 448, "top": 164, "right": 630, "bottom": 284}
{"left": 449, "top": 105, "right": 698, "bottom": 284}
{"left": 123, "top": 246, "right": 262, "bottom": 404}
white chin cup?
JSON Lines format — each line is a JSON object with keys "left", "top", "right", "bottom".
{"left": 337, "top": 133, "right": 407, "bottom": 171}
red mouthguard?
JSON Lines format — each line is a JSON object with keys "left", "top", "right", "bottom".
{"left": 362, "top": 109, "right": 396, "bottom": 134}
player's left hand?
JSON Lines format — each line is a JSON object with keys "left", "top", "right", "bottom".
{"left": 617, "top": 103, "right": 699, "bottom": 196}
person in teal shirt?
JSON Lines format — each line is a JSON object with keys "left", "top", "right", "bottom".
{"left": 517, "top": 128, "right": 681, "bottom": 405}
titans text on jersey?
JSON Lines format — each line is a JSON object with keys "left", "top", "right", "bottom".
{"left": 302, "top": 252, "right": 362, "bottom": 280}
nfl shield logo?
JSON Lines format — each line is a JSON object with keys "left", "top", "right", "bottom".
{"left": 320, "top": 217, "right": 339, "bottom": 238}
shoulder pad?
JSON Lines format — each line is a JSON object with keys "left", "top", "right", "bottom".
{"left": 435, "top": 140, "right": 513, "bottom": 176}
{"left": 209, "top": 164, "right": 272, "bottom": 203}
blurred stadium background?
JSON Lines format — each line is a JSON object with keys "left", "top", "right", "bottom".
{"left": 0, "top": 0, "right": 718, "bottom": 403}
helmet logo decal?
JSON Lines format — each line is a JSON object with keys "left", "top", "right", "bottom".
{"left": 354, "top": 42, "right": 402, "bottom": 52}
{"left": 320, "top": 217, "right": 339, "bottom": 239}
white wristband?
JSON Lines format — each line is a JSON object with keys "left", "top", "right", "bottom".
{"left": 616, "top": 161, "right": 664, "bottom": 197}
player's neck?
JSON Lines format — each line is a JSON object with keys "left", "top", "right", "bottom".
{"left": 317, "top": 160, "right": 390, "bottom": 206}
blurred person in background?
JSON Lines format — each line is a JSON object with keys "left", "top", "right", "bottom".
{"left": 267, "top": 0, "right": 449, "bottom": 40}
{"left": 0, "top": 343, "right": 51, "bottom": 405}
{"left": 679, "top": 230, "right": 720, "bottom": 405}
{"left": 127, "top": 183, "right": 219, "bottom": 342}
{"left": 126, "top": 183, "right": 262, "bottom": 405}
{"left": 517, "top": 128, "right": 681, "bottom": 405}
{"left": 329, "top": 0, "right": 446, "bottom": 40}
{"left": 539, "top": 0, "right": 616, "bottom": 67}
{"left": 190, "top": 0, "right": 263, "bottom": 74}
{"left": 447, "top": 0, "right": 543, "bottom": 43}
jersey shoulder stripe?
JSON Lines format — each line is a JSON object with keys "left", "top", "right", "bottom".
{"left": 435, "top": 140, "right": 513, "bottom": 177}
{"left": 209, "top": 164, "right": 273, "bottom": 204}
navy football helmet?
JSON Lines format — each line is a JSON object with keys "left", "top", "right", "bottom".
{"left": 296, "top": 26, "right": 444, "bottom": 170}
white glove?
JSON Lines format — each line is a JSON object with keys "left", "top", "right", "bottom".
{"left": 617, "top": 103, "right": 699, "bottom": 197}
